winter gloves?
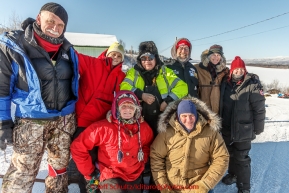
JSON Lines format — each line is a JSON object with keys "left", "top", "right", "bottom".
{"left": 254, "top": 130, "right": 263, "bottom": 135}
{"left": 85, "top": 168, "right": 101, "bottom": 193}
{"left": 191, "top": 181, "right": 210, "bottom": 193}
{"left": 0, "top": 128, "right": 13, "bottom": 151}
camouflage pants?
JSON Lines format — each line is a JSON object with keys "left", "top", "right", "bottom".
{"left": 1, "top": 114, "right": 76, "bottom": 193}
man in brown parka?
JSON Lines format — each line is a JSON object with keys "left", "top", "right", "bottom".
{"left": 194, "top": 45, "right": 229, "bottom": 114}
{"left": 150, "top": 97, "right": 229, "bottom": 193}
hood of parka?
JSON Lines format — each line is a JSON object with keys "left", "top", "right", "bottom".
{"left": 171, "top": 38, "right": 192, "bottom": 63}
{"left": 158, "top": 96, "right": 221, "bottom": 133}
{"left": 201, "top": 49, "right": 227, "bottom": 73}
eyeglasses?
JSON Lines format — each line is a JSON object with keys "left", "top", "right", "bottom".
{"left": 177, "top": 46, "right": 189, "bottom": 52}
{"left": 140, "top": 55, "right": 155, "bottom": 61}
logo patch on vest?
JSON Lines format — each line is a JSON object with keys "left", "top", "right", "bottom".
{"left": 189, "top": 68, "right": 198, "bottom": 79}
{"left": 259, "top": 90, "right": 264, "bottom": 95}
{"left": 173, "top": 70, "right": 179, "bottom": 75}
{"left": 189, "top": 68, "right": 195, "bottom": 76}
{"left": 62, "top": 53, "right": 69, "bottom": 60}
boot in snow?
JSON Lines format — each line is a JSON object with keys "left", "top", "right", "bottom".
{"left": 238, "top": 189, "right": 250, "bottom": 193}
{"left": 222, "top": 173, "right": 237, "bottom": 185}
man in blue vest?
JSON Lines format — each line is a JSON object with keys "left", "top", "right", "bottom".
{"left": 0, "top": 2, "right": 78, "bottom": 193}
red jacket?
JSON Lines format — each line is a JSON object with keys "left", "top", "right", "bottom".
{"left": 71, "top": 115, "right": 153, "bottom": 182}
{"left": 71, "top": 91, "right": 154, "bottom": 182}
{"left": 76, "top": 50, "right": 125, "bottom": 127}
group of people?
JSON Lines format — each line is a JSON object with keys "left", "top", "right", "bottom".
{"left": 0, "top": 2, "right": 266, "bottom": 193}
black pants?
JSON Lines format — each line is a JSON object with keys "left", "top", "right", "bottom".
{"left": 142, "top": 161, "right": 160, "bottom": 193}
{"left": 99, "top": 176, "right": 142, "bottom": 193}
{"left": 223, "top": 134, "right": 251, "bottom": 190}
{"left": 72, "top": 127, "right": 99, "bottom": 193}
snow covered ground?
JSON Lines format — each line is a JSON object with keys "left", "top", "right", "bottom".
{"left": 1, "top": 68, "right": 289, "bottom": 192}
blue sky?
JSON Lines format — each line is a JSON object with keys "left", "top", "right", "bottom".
{"left": 1, "top": 0, "right": 289, "bottom": 60}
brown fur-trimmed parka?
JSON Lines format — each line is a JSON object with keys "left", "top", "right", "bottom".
{"left": 150, "top": 97, "right": 229, "bottom": 192}
{"left": 194, "top": 50, "right": 229, "bottom": 114}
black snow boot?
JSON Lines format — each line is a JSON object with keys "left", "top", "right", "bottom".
{"left": 238, "top": 189, "right": 250, "bottom": 193}
{"left": 222, "top": 173, "right": 237, "bottom": 185}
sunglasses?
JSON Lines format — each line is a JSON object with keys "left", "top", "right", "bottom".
{"left": 140, "top": 54, "right": 155, "bottom": 61}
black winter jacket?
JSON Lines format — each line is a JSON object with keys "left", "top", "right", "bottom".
{"left": 0, "top": 25, "right": 76, "bottom": 112}
{"left": 166, "top": 59, "right": 199, "bottom": 98}
{"left": 219, "top": 73, "right": 266, "bottom": 142}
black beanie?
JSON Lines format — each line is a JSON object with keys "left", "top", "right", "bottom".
{"left": 40, "top": 2, "right": 68, "bottom": 29}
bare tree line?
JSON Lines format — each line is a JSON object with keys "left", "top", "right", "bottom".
{"left": 262, "top": 79, "right": 289, "bottom": 94}
{"left": 0, "top": 12, "right": 22, "bottom": 34}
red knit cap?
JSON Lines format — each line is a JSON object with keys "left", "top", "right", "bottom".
{"left": 230, "top": 56, "right": 247, "bottom": 74}
{"left": 176, "top": 39, "right": 191, "bottom": 50}
{"left": 118, "top": 97, "right": 135, "bottom": 107}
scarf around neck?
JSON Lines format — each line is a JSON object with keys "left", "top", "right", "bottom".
{"left": 34, "top": 32, "right": 62, "bottom": 54}
{"left": 33, "top": 22, "right": 65, "bottom": 45}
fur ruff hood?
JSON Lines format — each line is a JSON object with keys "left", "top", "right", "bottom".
{"left": 158, "top": 96, "right": 221, "bottom": 133}
{"left": 201, "top": 49, "right": 227, "bottom": 73}
{"left": 171, "top": 37, "right": 192, "bottom": 63}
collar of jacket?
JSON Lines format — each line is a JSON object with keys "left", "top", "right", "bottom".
{"left": 24, "top": 24, "right": 73, "bottom": 52}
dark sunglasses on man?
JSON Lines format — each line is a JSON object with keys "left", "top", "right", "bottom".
{"left": 140, "top": 53, "right": 155, "bottom": 61}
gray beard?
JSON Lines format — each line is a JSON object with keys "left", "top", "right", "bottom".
{"left": 177, "top": 57, "right": 189, "bottom": 64}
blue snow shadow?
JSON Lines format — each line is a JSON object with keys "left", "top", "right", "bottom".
{"left": 214, "top": 142, "right": 289, "bottom": 193}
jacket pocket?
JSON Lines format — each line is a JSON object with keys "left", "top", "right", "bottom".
{"left": 13, "top": 120, "right": 44, "bottom": 154}
{"left": 232, "top": 122, "right": 255, "bottom": 142}
{"left": 80, "top": 92, "right": 113, "bottom": 121}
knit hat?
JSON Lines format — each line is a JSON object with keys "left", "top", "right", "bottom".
{"left": 40, "top": 2, "right": 68, "bottom": 31}
{"left": 118, "top": 97, "right": 135, "bottom": 107}
{"left": 113, "top": 91, "right": 141, "bottom": 121}
{"left": 176, "top": 39, "right": 191, "bottom": 50}
{"left": 106, "top": 42, "right": 125, "bottom": 62}
{"left": 113, "top": 91, "right": 144, "bottom": 163}
{"left": 208, "top": 44, "right": 224, "bottom": 56}
{"left": 177, "top": 100, "right": 198, "bottom": 120}
{"left": 230, "top": 56, "right": 247, "bottom": 75}
{"left": 137, "top": 41, "right": 162, "bottom": 67}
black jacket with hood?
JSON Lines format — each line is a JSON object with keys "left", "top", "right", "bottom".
{"left": 166, "top": 38, "right": 199, "bottom": 98}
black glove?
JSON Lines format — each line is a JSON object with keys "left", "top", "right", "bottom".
{"left": 85, "top": 169, "right": 101, "bottom": 192}
{"left": 254, "top": 130, "right": 263, "bottom": 135}
{"left": 0, "top": 128, "right": 13, "bottom": 151}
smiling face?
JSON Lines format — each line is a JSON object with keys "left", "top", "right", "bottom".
{"left": 36, "top": 11, "right": 65, "bottom": 38}
{"left": 177, "top": 45, "right": 190, "bottom": 61}
{"left": 119, "top": 102, "right": 136, "bottom": 119}
{"left": 209, "top": 53, "right": 222, "bottom": 65}
{"left": 107, "top": 51, "right": 123, "bottom": 66}
{"left": 140, "top": 55, "right": 156, "bottom": 71}
{"left": 179, "top": 113, "right": 196, "bottom": 130}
